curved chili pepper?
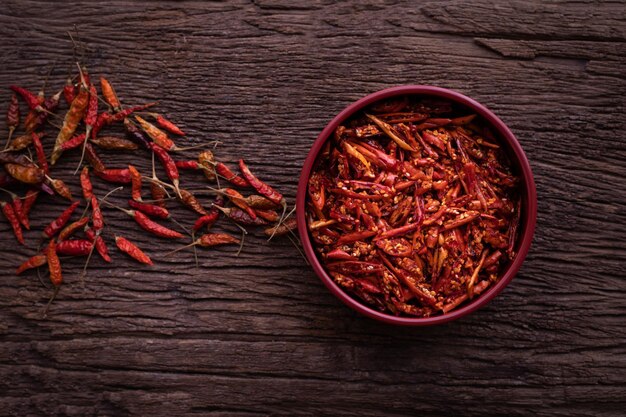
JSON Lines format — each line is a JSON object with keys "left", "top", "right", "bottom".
{"left": 222, "top": 188, "right": 256, "bottom": 220}
{"left": 56, "top": 239, "right": 93, "bottom": 256}
{"left": 47, "top": 178, "right": 73, "bottom": 200}
{"left": 115, "top": 235, "right": 152, "bottom": 265}
{"left": 153, "top": 114, "right": 185, "bottom": 136}
{"left": 4, "top": 163, "right": 44, "bottom": 185}
{"left": 123, "top": 118, "right": 152, "bottom": 149}
{"left": 59, "top": 217, "right": 89, "bottom": 241}
{"left": 131, "top": 210, "right": 184, "bottom": 238}
{"left": 46, "top": 239, "right": 62, "bottom": 286}
{"left": 51, "top": 85, "right": 89, "bottom": 164}
{"left": 16, "top": 253, "right": 47, "bottom": 275}
{"left": 150, "top": 143, "right": 179, "bottom": 191}
{"left": 238, "top": 159, "right": 284, "bottom": 206}
{"left": 31, "top": 133, "right": 49, "bottom": 174}
{"left": 85, "top": 227, "right": 111, "bottom": 262}
{"left": 25, "top": 90, "right": 62, "bottom": 133}
{"left": 10, "top": 86, "right": 43, "bottom": 112}
{"left": 43, "top": 201, "right": 80, "bottom": 238}
{"left": 128, "top": 199, "right": 169, "bottom": 219}
{"left": 84, "top": 143, "right": 106, "bottom": 172}
{"left": 60, "top": 133, "right": 87, "bottom": 151}
{"left": 193, "top": 212, "right": 219, "bottom": 232}
{"left": 215, "top": 162, "right": 248, "bottom": 188}
{"left": 94, "top": 168, "right": 131, "bottom": 184}
{"left": 1, "top": 201, "right": 24, "bottom": 244}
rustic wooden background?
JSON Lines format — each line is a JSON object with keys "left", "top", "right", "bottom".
{"left": 1, "top": 1, "right": 624, "bottom": 416}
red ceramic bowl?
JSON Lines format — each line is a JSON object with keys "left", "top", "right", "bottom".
{"left": 297, "top": 85, "right": 537, "bottom": 326}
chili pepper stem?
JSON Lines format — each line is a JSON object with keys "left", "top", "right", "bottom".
{"left": 73, "top": 133, "right": 91, "bottom": 175}
{"left": 163, "top": 241, "right": 198, "bottom": 257}
{"left": 286, "top": 232, "right": 309, "bottom": 265}
{"left": 42, "top": 286, "right": 60, "bottom": 319}
{"left": 4, "top": 129, "right": 14, "bottom": 150}
{"left": 37, "top": 267, "right": 51, "bottom": 289}
{"left": 171, "top": 141, "right": 221, "bottom": 152}
{"left": 191, "top": 230, "right": 199, "bottom": 268}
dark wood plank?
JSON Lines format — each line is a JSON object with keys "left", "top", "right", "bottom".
{"left": 0, "top": 0, "right": 625, "bottom": 416}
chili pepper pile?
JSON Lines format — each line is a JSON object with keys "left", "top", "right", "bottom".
{"left": 3, "top": 60, "right": 296, "bottom": 315}
{"left": 306, "top": 96, "right": 521, "bottom": 317}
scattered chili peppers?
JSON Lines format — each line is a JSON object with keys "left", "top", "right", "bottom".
{"left": 85, "top": 227, "right": 111, "bottom": 262}
{"left": 306, "top": 96, "right": 521, "bottom": 318}
{"left": 43, "top": 201, "right": 80, "bottom": 239}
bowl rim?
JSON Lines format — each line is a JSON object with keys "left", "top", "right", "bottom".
{"left": 296, "top": 85, "right": 537, "bottom": 326}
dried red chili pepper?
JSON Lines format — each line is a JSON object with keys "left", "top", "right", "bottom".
{"left": 25, "top": 90, "right": 62, "bottom": 133}
{"left": 63, "top": 76, "right": 75, "bottom": 105}
{"left": 100, "top": 77, "right": 121, "bottom": 111}
{"left": 10, "top": 86, "right": 45, "bottom": 112}
{"left": 123, "top": 118, "right": 152, "bottom": 149}
{"left": 128, "top": 199, "right": 169, "bottom": 219}
{"left": 1, "top": 201, "right": 24, "bottom": 244}
{"left": 43, "top": 201, "right": 80, "bottom": 238}
{"left": 16, "top": 253, "right": 47, "bottom": 275}
{"left": 3, "top": 133, "right": 34, "bottom": 151}
{"left": 51, "top": 84, "right": 89, "bottom": 164}
{"left": 238, "top": 159, "right": 284, "bottom": 207}
{"left": 46, "top": 177, "right": 73, "bottom": 200}
{"left": 115, "top": 235, "right": 152, "bottom": 265}
{"left": 84, "top": 142, "right": 106, "bottom": 172}
{"left": 174, "top": 160, "right": 200, "bottom": 170}
{"left": 22, "top": 189, "right": 39, "bottom": 220}
{"left": 263, "top": 217, "right": 297, "bottom": 237}
{"left": 90, "top": 196, "right": 104, "bottom": 233}
{"left": 31, "top": 132, "right": 49, "bottom": 174}
{"left": 94, "top": 168, "right": 131, "bottom": 184}
{"left": 4, "top": 163, "right": 44, "bottom": 184}
{"left": 0, "top": 188, "right": 28, "bottom": 229}
{"left": 80, "top": 167, "right": 93, "bottom": 200}
{"left": 56, "top": 239, "right": 93, "bottom": 256}
{"left": 198, "top": 150, "right": 216, "bottom": 182}
{"left": 221, "top": 188, "right": 256, "bottom": 220}
{"left": 59, "top": 217, "right": 89, "bottom": 241}
{"left": 149, "top": 143, "right": 180, "bottom": 194}
{"left": 127, "top": 165, "right": 142, "bottom": 201}
{"left": 150, "top": 181, "right": 168, "bottom": 208}
{"left": 150, "top": 113, "right": 185, "bottom": 136}
{"left": 215, "top": 162, "right": 249, "bottom": 188}
{"left": 178, "top": 189, "right": 207, "bottom": 215}
{"left": 215, "top": 206, "right": 268, "bottom": 226}
{"left": 90, "top": 136, "right": 138, "bottom": 150}
{"left": 46, "top": 239, "right": 62, "bottom": 286}
{"left": 135, "top": 115, "right": 175, "bottom": 150}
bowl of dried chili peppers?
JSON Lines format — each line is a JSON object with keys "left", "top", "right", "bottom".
{"left": 297, "top": 85, "right": 537, "bottom": 325}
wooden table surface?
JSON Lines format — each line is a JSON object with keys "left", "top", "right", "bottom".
{"left": 1, "top": 1, "right": 625, "bottom": 416}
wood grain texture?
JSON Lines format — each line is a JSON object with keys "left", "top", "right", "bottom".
{"left": 0, "top": 1, "right": 625, "bottom": 416}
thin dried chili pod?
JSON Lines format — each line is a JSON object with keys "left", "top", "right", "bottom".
{"left": 10, "top": 86, "right": 44, "bottom": 112}
{"left": 56, "top": 239, "right": 93, "bottom": 256}
{"left": 115, "top": 235, "right": 152, "bottom": 265}
{"left": 4, "top": 163, "right": 44, "bottom": 184}
{"left": 215, "top": 162, "right": 248, "bottom": 187}
{"left": 1, "top": 201, "right": 24, "bottom": 244}
{"left": 16, "top": 253, "right": 47, "bottom": 275}
{"left": 84, "top": 84, "right": 98, "bottom": 139}
{"left": 153, "top": 113, "right": 185, "bottom": 136}
{"left": 90, "top": 136, "right": 138, "bottom": 150}
{"left": 47, "top": 177, "right": 73, "bottom": 200}
{"left": 244, "top": 194, "right": 280, "bottom": 210}
{"left": 215, "top": 206, "right": 268, "bottom": 226}
{"left": 85, "top": 227, "right": 111, "bottom": 262}
{"left": 60, "top": 133, "right": 86, "bottom": 151}
{"left": 135, "top": 115, "right": 175, "bottom": 150}
{"left": 150, "top": 181, "right": 168, "bottom": 208}
{"left": 105, "top": 103, "right": 157, "bottom": 127}
{"left": 254, "top": 208, "right": 279, "bottom": 222}
{"left": 197, "top": 150, "right": 216, "bottom": 182}
{"left": 193, "top": 212, "right": 219, "bottom": 232}
{"left": 6, "top": 93, "right": 20, "bottom": 146}
{"left": 80, "top": 167, "right": 93, "bottom": 200}
{"left": 150, "top": 143, "right": 180, "bottom": 192}
{"left": 100, "top": 77, "right": 121, "bottom": 111}
{"left": 43, "top": 201, "right": 80, "bottom": 238}
{"left": 132, "top": 210, "right": 184, "bottom": 238}
{"left": 94, "top": 168, "right": 131, "bottom": 184}
{"left": 263, "top": 217, "right": 298, "bottom": 237}
{"left": 47, "top": 239, "right": 62, "bottom": 286}
{"left": 31, "top": 133, "right": 49, "bottom": 174}
{"left": 22, "top": 189, "right": 39, "bottom": 220}
{"left": 178, "top": 189, "right": 207, "bottom": 215}
{"left": 59, "top": 217, "right": 89, "bottom": 241}
{"left": 84, "top": 142, "right": 106, "bottom": 172}
{"left": 1, "top": 189, "right": 29, "bottom": 230}
{"left": 128, "top": 165, "right": 142, "bottom": 201}
{"left": 4, "top": 133, "right": 33, "bottom": 151}
{"left": 90, "top": 196, "right": 104, "bottom": 233}
{"left": 238, "top": 159, "right": 284, "bottom": 207}
{"left": 195, "top": 233, "right": 239, "bottom": 247}
{"left": 51, "top": 84, "right": 89, "bottom": 164}
{"left": 128, "top": 199, "right": 169, "bottom": 219}
{"left": 175, "top": 160, "right": 200, "bottom": 170}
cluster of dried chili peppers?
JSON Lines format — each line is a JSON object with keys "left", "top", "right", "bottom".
{"left": 3, "top": 58, "right": 295, "bottom": 316}
{"left": 306, "top": 97, "right": 521, "bottom": 317}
